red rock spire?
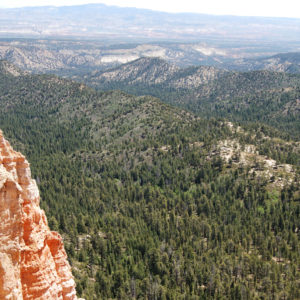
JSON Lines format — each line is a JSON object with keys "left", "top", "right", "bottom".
{"left": 0, "top": 130, "right": 78, "bottom": 299}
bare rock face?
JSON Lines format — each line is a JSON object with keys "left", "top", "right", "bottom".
{"left": 0, "top": 130, "right": 77, "bottom": 300}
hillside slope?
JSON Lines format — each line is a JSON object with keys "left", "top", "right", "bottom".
{"left": 84, "top": 58, "right": 300, "bottom": 139}
{"left": 87, "top": 57, "right": 228, "bottom": 89}
{"left": 0, "top": 61, "right": 299, "bottom": 299}
{"left": 231, "top": 52, "right": 300, "bottom": 73}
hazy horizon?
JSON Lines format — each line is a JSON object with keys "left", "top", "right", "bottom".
{"left": 0, "top": 0, "right": 299, "bottom": 19}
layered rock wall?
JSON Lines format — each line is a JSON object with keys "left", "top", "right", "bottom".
{"left": 0, "top": 130, "right": 77, "bottom": 299}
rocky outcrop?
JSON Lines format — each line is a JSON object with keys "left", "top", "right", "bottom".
{"left": 0, "top": 130, "right": 77, "bottom": 299}
{"left": 0, "top": 60, "right": 25, "bottom": 76}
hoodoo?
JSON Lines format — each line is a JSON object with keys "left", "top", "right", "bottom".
{"left": 0, "top": 130, "right": 77, "bottom": 299}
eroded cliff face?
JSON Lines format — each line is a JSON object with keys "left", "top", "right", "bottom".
{"left": 0, "top": 130, "right": 77, "bottom": 300}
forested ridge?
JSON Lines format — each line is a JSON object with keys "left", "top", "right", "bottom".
{"left": 0, "top": 61, "right": 299, "bottom": 299}
{"left": 85, "top": 58, "right": 300, "bottom": 139}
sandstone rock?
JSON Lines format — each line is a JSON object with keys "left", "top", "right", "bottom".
{"left": 0, "top": 130, "right": 78, "bottom": 300}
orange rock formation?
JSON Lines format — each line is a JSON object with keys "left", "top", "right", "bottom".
{"left": 0, "top": 130, "right": 78, "bottom": 299}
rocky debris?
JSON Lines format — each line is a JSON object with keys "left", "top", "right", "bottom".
{"left": 0, "top": 59, "right": 26, "bottom": 76}
{"left": 213, "top": 139, "right": 295, "bottom": 188}
{"left": 0, "top": 130, "right": 78, "bottom": 300}
{"left": 282, "top": 99, "right": 300, "bottom": 116}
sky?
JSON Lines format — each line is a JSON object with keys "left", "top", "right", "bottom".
{"left": 0, "top": 0, "right": 299, "bottom": 18}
